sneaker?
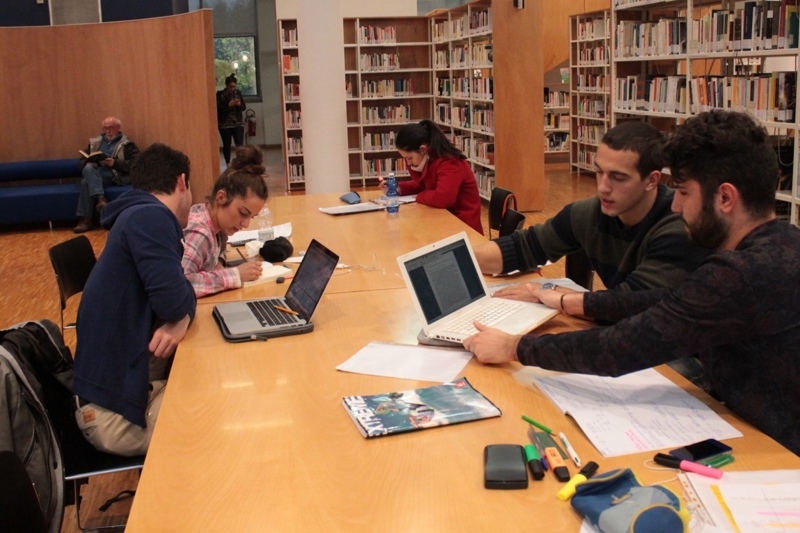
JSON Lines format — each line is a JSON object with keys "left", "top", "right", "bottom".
{"left": 95, "top": 195, "right": 108, "bottom": 213}
{"left": 73, "top": 218, "right": 92, "bottom": 233}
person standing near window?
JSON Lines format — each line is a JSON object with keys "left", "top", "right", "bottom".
{"left": 217, "top": 74, "right": 246, "bottom": 165}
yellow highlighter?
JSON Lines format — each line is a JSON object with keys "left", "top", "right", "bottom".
{"left": 557, "top": 461, "right": 599, "bottom": 501}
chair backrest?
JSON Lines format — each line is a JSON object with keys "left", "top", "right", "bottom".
{"left": 488, "top": 187, "right": 517, "bottom": 239}
{"left": 565, "top": 249, "right": 595, "bottom": 291}
{"left": 48, "top": 236, "right": 97, "bottom": 331}
{"left": 498, "top": 208, "right": 526, "bottom": 237}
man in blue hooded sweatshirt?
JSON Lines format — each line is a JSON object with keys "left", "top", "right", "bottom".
{"left": 72, "top": 143, "right": 197, "bottom": 456}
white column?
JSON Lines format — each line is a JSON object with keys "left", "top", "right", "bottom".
{"left": 297, "top": 0, "right": 349, "bottom": 194}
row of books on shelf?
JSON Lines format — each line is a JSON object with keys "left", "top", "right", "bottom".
{"left": 614, "top": 72, "right": 798, "bottom": 122}
{"left": 436, "top": 104, "right": 495, "bottom": 133}
{"left": 574, "top": 16, "right": 610, "bottom": 41}
{"left": 575, "top": 148, "right": 597, "bottom": 169}
{"left": 689, "top": 72, "right": 796, "bottom": 122}
{"left": 442, "top": 43, "right": 492, "bottom": 69}
{"left": 544, "top": 112, "right": 568, "bottom": 129}
{"left": 363, "top": 131, "right": 397, "bottom": 151}
{"left": 575, "top": 44, "right": 609, "bottom": 65}
{"left": 281, "top": 28, "right": 298, "bottom": 47}
{"left": 576, "top": 97, "right": 608, "bottom": 118}
{"left": 288, "top": 163, "right": 304, "bottom": 181}
{"left": 359, "top": 52, "right": 401, "bottom": 71}
{"left": 614, "top": 18, "right": 687, "bottom": 58}
{"left": 452, "top": 136, "right": 494, "bottom": 166}
{"left": 286, "top": 137, "right": 303, "bottom": 155}
{"left": 474, "top": 169, "right": 495, "bottom": 198}
{"left": 361, "top": 105, "right": 411, "bottom": 124}
{"left": 358, "top": 25, "right": 396, "bottom": 45}
{"left": 285, "top": 109, "right": 301, "bottom": 129}
{"left": 284, "top": 83, "right": 300, "bottom": 101}
{"left": 436, "top": 77, "right": 494, "bottom": 100}
{"left": 431, "top": 10, "right": 492, "bottom": 43}
{"left": 544, "top": 88, "right": 569, "bottom": 108}
{"left": 545, "top": 131, "right": 570, "bottom": 152}
{"left": 575, "top": 124, "right": 606, "bottom": 145}
{"left": 282, "top": 54, "right": 299, "bottom": 75}
{"left": 358, "top": 79, "right": 416, "bottom": 98}
{"left": 690, "top": 1, "right": 799, "bottom": 53}
{"left": 615, "top": 75, "right": 687, "bottom": 113}
{"left": 364, "top": 157, "right": 408, "bottom": 176}
{"left": 575, "top": 73, "right": 609, "bottom": 93}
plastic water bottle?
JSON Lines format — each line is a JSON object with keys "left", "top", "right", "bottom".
{"left": 385, "top": 172, "right": 399, "bottom": 215}
{"left": 257, "top": 206, "right": 274, "bottom": 241}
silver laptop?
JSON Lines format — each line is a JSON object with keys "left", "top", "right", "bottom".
{"left": 397, "top": 232, "right": 559, "bottom": 343}
{"left": 212, "top": 239, "right": 339, "bottom": 342}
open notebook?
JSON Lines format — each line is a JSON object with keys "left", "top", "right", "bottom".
{"left": 397, "top": 232, "right": 558, "bottom": 343}
{"left": 319, "top": 195, "right": 416, "bottom": 215}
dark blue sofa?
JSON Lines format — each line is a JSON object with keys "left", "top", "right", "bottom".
{"left": 0, "top": 159, "right": 132, "bottom": 226}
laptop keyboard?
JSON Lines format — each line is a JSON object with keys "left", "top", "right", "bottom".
{"left": 247, "top": 299, "right": 301, "bottom": 327}
{"left": 443, "top": 299, "right": 525, "bottom": 337}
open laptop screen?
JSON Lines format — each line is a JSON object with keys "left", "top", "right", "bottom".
{"left": 404, "top": 239, "right": 485, "bottom": 324}
{"left": 284, "top": 239, "right": 339, "bottom": 320}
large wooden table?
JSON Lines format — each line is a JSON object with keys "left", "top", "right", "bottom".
{"left": 126, "top": 195, "right": 800, "bottom": 532}
{"left": 203, "top": 193, "right": 486, "bottom": 304}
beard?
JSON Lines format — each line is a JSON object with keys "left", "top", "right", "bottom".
{"left": 687, "top": 201, "right": 729, "bottom": 249}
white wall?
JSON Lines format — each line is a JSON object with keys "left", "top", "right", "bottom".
{"left": 250, "top": 0, "right": 417, "bottom": 148}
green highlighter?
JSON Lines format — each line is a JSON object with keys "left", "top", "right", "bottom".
{"left": 700, "top": 453, "right": 734, "bottom": 468}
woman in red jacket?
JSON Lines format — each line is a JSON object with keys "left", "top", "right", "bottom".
{"left": 392, "top": 119, "right": 483, "bottom": 235}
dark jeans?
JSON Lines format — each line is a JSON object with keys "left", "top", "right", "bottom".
{"left": 219, "top": 126, "right": 245, "bottom": 164}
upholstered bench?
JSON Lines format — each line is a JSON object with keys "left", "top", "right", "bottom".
{"left": 0, "top": 159, "right": 131, "bottom": 226}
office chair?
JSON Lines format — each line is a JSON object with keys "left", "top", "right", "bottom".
{"left": 46, "top": 381, "right": 145, "bottom": 532}
{"left": 488, "top": 187, "right": 517, "bottom": 239}
{"left": 48, "top": 236, "right": 97, "bottom": 332}
{"left": 564, "top": 249, "right": 595, "bottom": 291}
{"left": 499, "top": 207, "right": 526, "bottom": 237}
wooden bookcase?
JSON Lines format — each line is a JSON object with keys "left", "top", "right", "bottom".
{"left": 277, "top": 19, "right": 304, "bottom": 190}
{"left": 430, "top": 1, "right": 496, "bottom": 199}
{"left": 343, "top": 17, "right": 433, "bottom": 187}
{"left": 611, "top": 0, "right": 800, "bottom": 224}
{"left": 544, "top": 80, "right": 570, "bottom": 156}
{"left": 277, "top": 1, "right": 544, "bottom": 210}
{"left": 569, "top": 9, "right": 611, "bottom": 173}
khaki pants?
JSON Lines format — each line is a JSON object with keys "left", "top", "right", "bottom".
{"left": 75, "top": 380, "right": 167, "bottom": 457}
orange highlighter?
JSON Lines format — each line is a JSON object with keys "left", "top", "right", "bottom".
{"left": 545, "top": 447, "right": 570, "bottom": 482}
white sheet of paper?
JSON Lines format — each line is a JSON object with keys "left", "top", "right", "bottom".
{"left": 230, "top": 222, "right": 292, "bottom": 243}
{"left": 488, "top": 277, "right": 589, "bottom": 295}
{"left": 336, "top": 341, "right": 472, "bottom": 383}
{"left": 533, "top": 368, "right": 742, "bottom": 457}
{"left": 683, "top": 470, "right": 800, "bottom": 532}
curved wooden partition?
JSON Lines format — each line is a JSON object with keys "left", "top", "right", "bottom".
{"left": 0, "top": 10, "right": 219, "bottom": 198}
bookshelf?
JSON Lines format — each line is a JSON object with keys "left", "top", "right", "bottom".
{"left": 610, "top": 0, "right": 800, "bottom": 224}
{"left": 344, "top": 17, "right": 433, "bottom": 187}
{"left": 277, "top": 1, "right": 544, "bottom": 210}
{"left": 278, "top": 20, "right": 304, "bottom": 190}
{"left": 430, "top": 1, "right": 496, "bottom": 199}
{"left": 544, "top": 79, "right": 571, "bottom": 156}
{"left": 569, "top": 9, "right": 612, "bottom": 173}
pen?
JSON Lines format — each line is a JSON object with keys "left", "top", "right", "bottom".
{"left": 653, "top": 453, "right": 723, "bottom": 479}
{"left": 274, "top": 305, "right": 298, "bottom": 316}
{"left": 522, "top": 415, "right": 554, "bottom": 434}
{"left": 556, "top": 461, "right": 599, "bottom": 501}
{"left": 527, "top": 428, "right": 549, "bottom": 471}
{"left": 236, "top": 248, "right": 248, "bottom": 262}
{"left": 559, "top": 431, "right": 582, "bottom": 467}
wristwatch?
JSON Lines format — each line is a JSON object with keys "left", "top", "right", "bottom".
{"left": 541, "top": 282, "right": 556, "bottom": 290}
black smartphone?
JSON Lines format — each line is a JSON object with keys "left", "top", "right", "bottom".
{"left": 669, "top": 438, "right": 732, "bottom": 462}
{"left": 484, "top": 444, "right": 528, "bottom": 489}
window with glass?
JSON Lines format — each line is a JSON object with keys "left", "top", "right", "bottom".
{"left": 191, "top": 0, "right": 260, "bottom": 97}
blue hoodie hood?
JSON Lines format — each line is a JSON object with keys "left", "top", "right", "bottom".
{"left": 100, "top": 189, "right": 164, "bottom": 229}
